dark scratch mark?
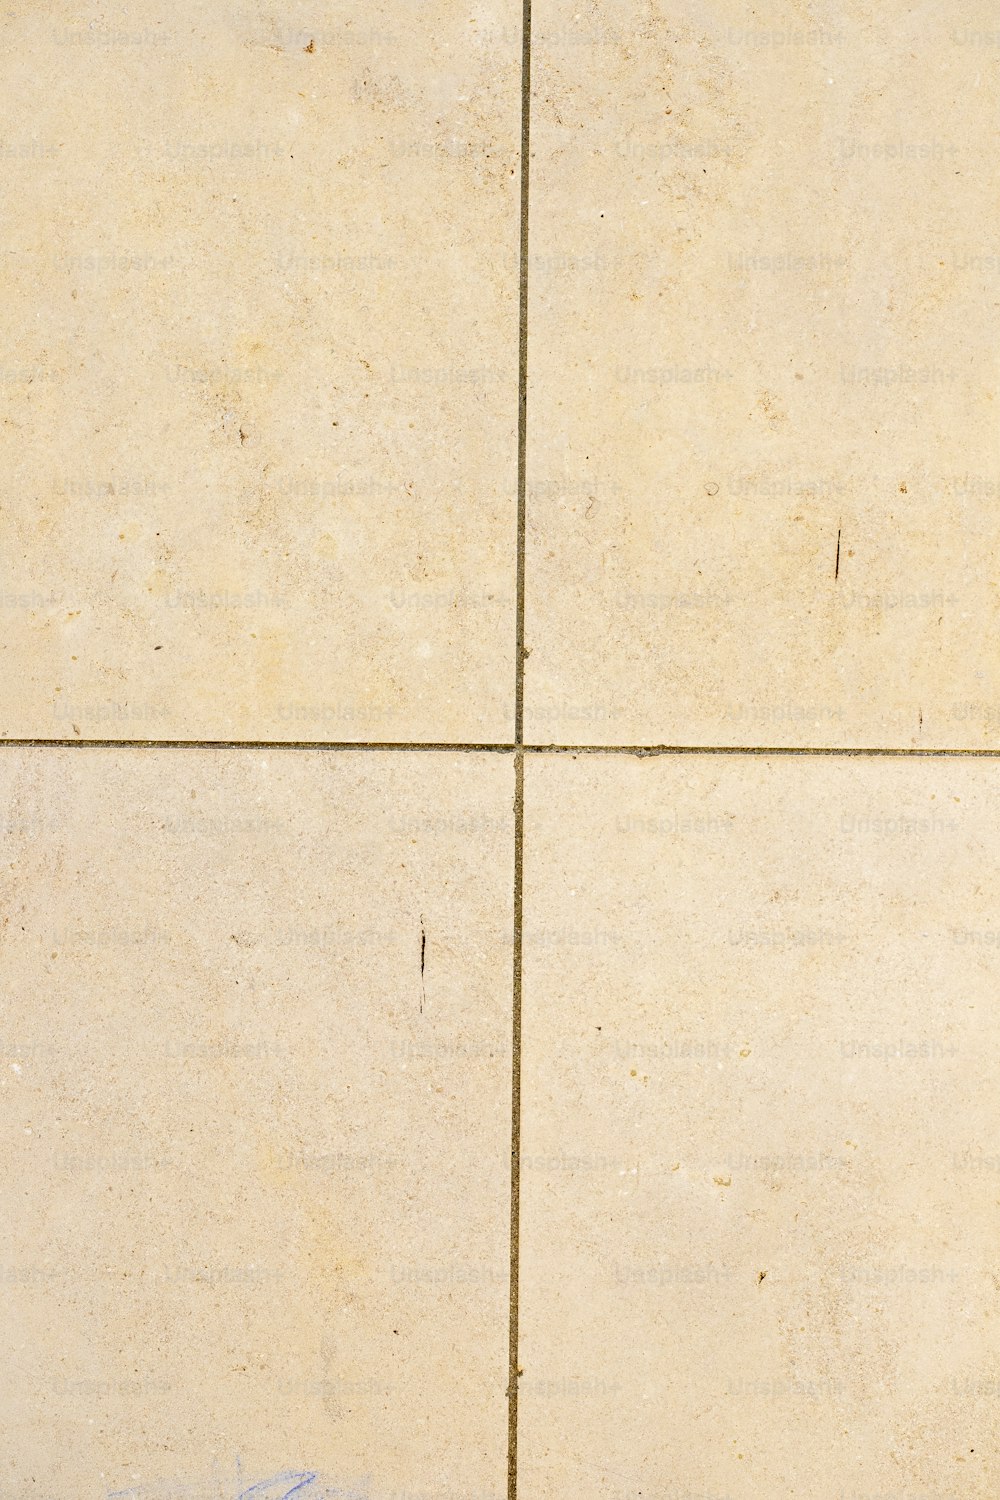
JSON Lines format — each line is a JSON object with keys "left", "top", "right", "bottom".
{"left": 758, "top": 1270, "right": 767, "bottom": 1284}
{"left": 834, "top": 527, "right": 841, "bottom": 580}
{"left": 420, "top": 915, "right": 426, "bottom": 1014}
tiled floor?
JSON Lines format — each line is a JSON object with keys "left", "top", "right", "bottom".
{"left": 1, "top": 3, "right": 998, "bottom": 1500}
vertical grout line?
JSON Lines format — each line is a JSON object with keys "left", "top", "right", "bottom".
{"left": 514, "top": 0, "right": 531, "bottom": 748}
{"left": 507, "top": 747, "right": 525, "bottom": 1500}
{"left": 509, "top": 0, "right": 531, "bottom": 1490}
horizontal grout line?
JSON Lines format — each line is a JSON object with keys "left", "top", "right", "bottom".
{"left": 0, "top": 739, "right": 516, "bottom": 752}
{"left": 525, "top": 744, "right": 1000, "bottom": 758}
{"left": 0, "top": 739, "right": 998, "bottom": 757}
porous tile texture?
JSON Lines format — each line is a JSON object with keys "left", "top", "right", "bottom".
{"left": 0, "top": 750, "right": 512, "bottom": 1496}
{"left": 525, "top": 1, "right": 1000, "bottom": 748}
{"left": 0, "top": 2, "right": 519, "bottom": 741}
{"left": 520, "top": 753, "right": 1000, "bottom": 1498}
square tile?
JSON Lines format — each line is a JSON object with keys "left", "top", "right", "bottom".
{"left": 0, "top": 749, "right": 512, "bottom": 1495}
{"left": 526, "top": 1, "right": 1000, "bottom": 747}
{"left": 520, "top": 752, "right": 1000, "bottom": 1498}
{"left": 0, "top": 2, "right": 520, "bottom": 742}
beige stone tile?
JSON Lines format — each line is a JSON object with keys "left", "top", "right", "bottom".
{"left": 0, "top": 3, "right": 519, "bottom": 742}
{"left": 0, "top": 748, "right": 512, "bottom": 1495}
{"left": 519, "top": 753, "right": 1000, "bottom": 1498}
{"left": 526, "top": 2, "right": 1000, "bottom": 748}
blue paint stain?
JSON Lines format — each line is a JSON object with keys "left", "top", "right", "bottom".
{"left": 106, "top": 1468, "right": 366, "bottom": 1500}
{"left": 236, "top": 1476, "right": 317, "bottom": 1500}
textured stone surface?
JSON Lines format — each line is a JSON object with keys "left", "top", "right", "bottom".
{"left": 0, "top": 749, "right": 512, "bottom": 1496}
{"left": 0, "top": 1, "right": 519, "bottom": 742}
{"left": 525, "top": 0, "right": 1000, "bottom": 748}
{"left": 519, "top": 753, "right": 1000, "bottom": 1498}
{"left": 3, "top": 0, "right": 998, "bottom": 1493}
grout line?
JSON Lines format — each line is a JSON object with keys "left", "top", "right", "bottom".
{"left": 0, "top": 739, "right": 516, "bottom": 752}
{"left": 513, "top": 0, "right": 531, "bottom": 751}
{"left": 509, "top": 1, "right": 531, "bottom": 1494}
{"left": 507, "top": 749, "right": 524, "bottom": 1500}
{"left": 523, "top": 744, "right": 1000, "bottom": 758}
{"left": 0, "top": 739, "right": 998, "bottom": 757}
